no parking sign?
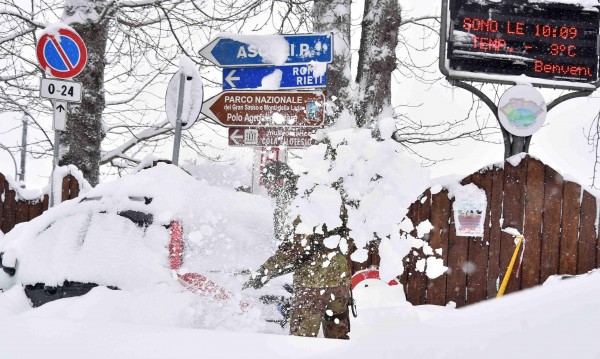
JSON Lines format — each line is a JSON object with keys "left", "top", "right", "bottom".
{"left": 36, "top": 27, "right": 87, "bottom": 79}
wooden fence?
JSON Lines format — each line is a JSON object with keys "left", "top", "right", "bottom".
{"left": 352, "top": 155, "right": 600, "bottom": 308}
{"left": 0, "top": 173, "right": 81, "bottom": 234}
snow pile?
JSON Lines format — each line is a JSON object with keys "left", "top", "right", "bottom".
{"left": 1, "top": 267, "right": 599, "bottom": 357}
{"left": 0, "top": 164, "right": 275, "bottom": 295}
{"left": 258, "top": 69, "right": 283, "bottom": 90}
{"left": 288, "top": 128, "right": 430, "bottom": 279}
{"left": 182, "top": 157, "right": 252, "bottom": 189}
{"left": 220, "top": 33, "right": 289, "bottom": 66}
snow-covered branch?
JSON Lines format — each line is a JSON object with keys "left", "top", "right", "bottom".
{"left": 100, "top": 120, "right": 171, "bottom": 165}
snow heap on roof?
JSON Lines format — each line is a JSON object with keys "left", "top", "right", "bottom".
{"left": 0, "top": 164, "right": 275, "bottom": 292}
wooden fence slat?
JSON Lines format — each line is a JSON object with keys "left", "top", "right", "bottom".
{"left": 522, "top": 157, "right": 545, "bottom": 289}
{"left": 28, "top": 199, "right": 44, "bottom": 221}
{"left": 68, "top": 174, "right": 80, "bottom": 200}
{"left": 406, "top": 195, "right": 429, "bottom": 306}
{"left": 2, "top": 185, "right": 16, "bottom": 234}
{"left": 487, "top": 166, "right": 505, "bottom": 298}
{"left": 465, "top": 170, "right": 493, "bottom": 305}
{"left": 426, "top": 190, "right": 451, "bottom": 306}
{"left": 578, "top": 190, "right": 597, "bottom": 274}
{"left": 61, "top": 175, "right": 72, "bottom": 202}
{"left": 15, "top": 200, "right": 29, "bottom": 225}
{"left": 559, "top": 181, "right": 581, "bottom": 275}
{"left": 445, "top": 198, "right": 468, "bottom": 307}
{"left": 499, "top": 156, "right": 528, "bottom": 295}
{"left": 399, "top": 201, "right": 421, "bottom": 287}
{"left": 540, "top": 166, "right": 563, "bottom": 282}
{"left": 0, "top": 173, "right": 5, "bottom": 233}
{"left": 409, "top": 190, "right": 430, "bottom": 305}
{"left": 369, "top": 241, "right": 381, "bottom": 268}
{"left": 42, "top": 194, "right": 49, "bottom": 212}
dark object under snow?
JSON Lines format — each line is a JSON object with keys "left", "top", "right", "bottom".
{"left": 24, "top": 281, "right": 118, "bottom": 307}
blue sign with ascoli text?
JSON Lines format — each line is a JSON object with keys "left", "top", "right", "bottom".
{"left": 199, "top": 33, "right": 333, "bottom": 68}
{"left": 222, "top": 65, "right": 327, "bottom": 90}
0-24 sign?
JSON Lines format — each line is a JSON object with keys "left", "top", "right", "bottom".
{"left": 40, "top": 78, "right": 82, "bottom": 103}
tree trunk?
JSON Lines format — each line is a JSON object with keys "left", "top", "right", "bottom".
{"left": 59, "top": 1, "right": 111, "bottom": 186}
{"left": 355, "top": 0, "right": 400, "bottom": 128}
{"left": 312, "top": 0, "right": 352, "bottom": 126}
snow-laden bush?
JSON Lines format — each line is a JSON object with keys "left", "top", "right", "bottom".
{"left": 287, "top": 127, "right": 431, "bottom": 280}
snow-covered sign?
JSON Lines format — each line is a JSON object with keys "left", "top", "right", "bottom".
{"left": 222, "top": 64, "right": 327, "bottom": 90}
{"left": 165, "top": 57, "right": 203, "bottom": 130}
{"left": 498, "top": 85, "right": 547, "bottom": 136}
{"left": 198, "top": 33, "right": 333, "bottom": 68}
{"left": 201, "top": 91, "right": 325, "bottom": 128}
{"left": 442, "top": 0, "right": 600, "bottom": 90}
{"left": 36, "top": 25, "right": 87, "bottom": 79}
{"left": 452, "top": 183, "right": 487, "bottom": 237}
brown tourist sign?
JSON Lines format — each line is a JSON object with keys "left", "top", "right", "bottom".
{"left": 228, "top": 127, "right": 319, "bottom": 148}
{"left": 201, "top": 91, "right": 325, "bottom": 128}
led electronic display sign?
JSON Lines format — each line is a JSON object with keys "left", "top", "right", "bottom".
{"left": 446, "top": 0, "right": 600, "bottom": 87}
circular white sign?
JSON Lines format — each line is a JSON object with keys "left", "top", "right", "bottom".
{"left": 165, "top": 69, "right": 203, "bottom": 130}
{"left": 497, "top": 85, "right": 547, "bottom": 137}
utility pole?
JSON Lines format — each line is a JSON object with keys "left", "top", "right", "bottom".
{"left": 19, "top": 116, "right": 28, "bottom": 185}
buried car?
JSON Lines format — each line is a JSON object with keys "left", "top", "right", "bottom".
{"left": 0, "top": 164, "right": 278, "bottom": 309}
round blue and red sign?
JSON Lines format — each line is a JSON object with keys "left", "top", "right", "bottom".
{"left": 36, "top": 27, "right": 87, "bottom": 79}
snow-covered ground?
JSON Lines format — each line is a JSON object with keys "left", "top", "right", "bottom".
{"left": 0, "top": 159, "right": 598, "bottom": 358}
{"left": 0, "top": 270, "right": 598, "bottom": 358}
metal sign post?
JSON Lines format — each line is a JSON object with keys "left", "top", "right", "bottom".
{"left": 172, "top": 72, "right": 186, "bottom": 165}
{"left": 165, "top": 58, "right": 203, "bottom": 165}
{"left": 50, "top": 121, "right": 60, "bottom": 207}
{"left": 37, "top": 24, "right": 87, "bottom": 207}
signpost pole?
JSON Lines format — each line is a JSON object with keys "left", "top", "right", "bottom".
{"left": 37, "top": 24, "right": 87, "bottom": 207}
{"left": 50, "top": 102, "right": 60, "bottom": 207}
{"left": 172, "top": 72, "right": 186, "bottom": 166}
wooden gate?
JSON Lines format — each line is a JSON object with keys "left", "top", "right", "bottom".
{"left": 0, "top": 172, "right": 81, "bottom": 234}
{"left": 353, "top": 155, "right": 599, "bottom": 308}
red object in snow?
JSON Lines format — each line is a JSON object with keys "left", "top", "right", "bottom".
{"left": 169, "top": 220, "right": 184, "bottom": 270}
{"left": 169, "top": 220, "right": 249, "bottom": 311}
{"left": 351, "top": 268, "right": 399, "bottom": 290}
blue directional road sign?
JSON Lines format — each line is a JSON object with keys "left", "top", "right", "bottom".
{"left": 199, "top": 33, "right": 333, "bottom": 68}
{"left": 222, "top": 65, "right": 327, "bottom": 90}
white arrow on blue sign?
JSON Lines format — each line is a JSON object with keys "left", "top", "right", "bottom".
{"left": 199, "top": 33, "right": 333, "bottom": 68}
{"left": 222, "top": 65, "right": 327, "bottom": 90}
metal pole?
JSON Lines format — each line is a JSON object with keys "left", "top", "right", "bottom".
{"left": 172, "top": 72, "right": 186, "bottom": 166}
{"left": 50, "top": 101, "right": 60, "bottom": 207}
{"left": 19, "top": 117, "right": 28, "bottom": 184}
{"left": 0, "top": 143, "right": 19, "bottom": 181}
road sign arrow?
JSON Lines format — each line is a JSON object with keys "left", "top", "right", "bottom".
{"left": 230, "top": 129, "right": 243, "bottom": 145}
{"left": 225, "top": 69, "right": 240, "bottom": 88}
{"left": 53, "top": 101, "right": 67, "bottom": 131}
{"left": 228, "top": 127, "right": 318, "bottom": 148}
{"left": 222, "top": 65, "right": 327, "bottom": 90}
